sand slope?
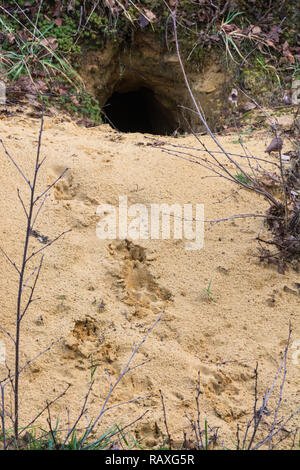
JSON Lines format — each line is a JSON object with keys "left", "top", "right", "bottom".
{"left": 0, "top": 114, "right": 299, "bottom": 448}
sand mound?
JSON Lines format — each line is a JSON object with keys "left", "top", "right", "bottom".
{"left": 0, "top": 114, "right": 299, "bottom": 448}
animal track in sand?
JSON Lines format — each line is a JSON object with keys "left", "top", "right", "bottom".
{"left": 48, "top": 165, "right": 78, "bottom": 201}
{"left": 64, "top": 317, "right": 104, "bottom": 360}
{"left": 48, "top": 165, "right": 100, "bottom": 228}
{"left": 64, "top": 316, "right": 121, "bottom": 371}
{"left": 108, "top": 239, "right": 172, "bottom": 317}
{"left": 196, "top": 364, "right": 253, "bottom": 422}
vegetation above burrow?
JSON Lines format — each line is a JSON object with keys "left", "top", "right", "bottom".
{"left": 0, "top": 1, "right": 299, "bottom": 123}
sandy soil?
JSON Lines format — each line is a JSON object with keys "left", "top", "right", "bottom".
{"left": 0, "top": 113, "right": 299, "bottom": 449}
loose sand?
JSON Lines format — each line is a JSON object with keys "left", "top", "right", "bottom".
{"left": 0, "top": 113, "right": 299, "bottom": 449}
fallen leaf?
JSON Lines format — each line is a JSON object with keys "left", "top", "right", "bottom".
{"left": 54, "top": 17, "right": 63, "bottom": 26}
{"left": 7, "top": 32, "right": 16, "bottom": 44}
{"left": 143, "top": 8, "right": 156, "bottom": 22}
{"left": 251, "top": 26, "right": 262, "bottom": 35}
{"left": 240, "top": 101, "right": 256, "bottom": 112}
{"left": 222, "top": 24, "right": 236, "bottom": 33}
{"left": 283, "top": 41, "right": 295, "bottom": 64}
{"left": 138, "top": 14, "right": 149, "bottom": 28}
{"left": 40, "top": 37, "right": 58, "bottom": 50}
{"left": 264, "top": 137, "right": 283, "bottom": 154}
{"left": 268, "top": 25, "right": 282, "bottom": 43}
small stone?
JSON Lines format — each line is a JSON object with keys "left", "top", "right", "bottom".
{"left": 35, "top": 315, "right": 44, "bottom": 325}
{"left": 217, "top": 266, "right": 229, "bottom": 275}
{"left": 283, "top": 285, "right": 298, "bottom": 296}
{"left": 266, "top": 297, "right": 276, "bottom": 307}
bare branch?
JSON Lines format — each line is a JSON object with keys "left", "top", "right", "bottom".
{"left": 17, "top": 189, "right": 29, "bottom": 219}
{"left": 0, "top": 139, "right": 31, "bottom": 188}
{"left": 25, "top": 230, "right": 71, "bottom": 264}
{"left": 0, "top": 245, "right": 20, "bottom": 275}
{"left": 34, "top": 168, "right": 69, "bottom": 205}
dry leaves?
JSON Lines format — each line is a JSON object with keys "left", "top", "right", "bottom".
{"left": 40, "top": 37, "right": 59, "bottom": 51}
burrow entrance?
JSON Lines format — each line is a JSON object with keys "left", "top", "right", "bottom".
{"left": 81, "top": 32, "right": 226, "bottom": 135}
{"left": 102, "top": 86, "right": 178, "bottom": 135}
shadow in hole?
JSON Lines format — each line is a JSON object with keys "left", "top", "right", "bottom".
{"left": 103, "top": 87, "right": 177, "bottom": 135}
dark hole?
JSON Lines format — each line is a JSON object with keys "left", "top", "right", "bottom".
{"left": 103, "top": 87, "right": 177, "bottom": 135}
